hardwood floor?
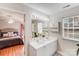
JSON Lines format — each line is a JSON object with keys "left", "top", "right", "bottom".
{"left": 0, "top": 45, "right": 24, "bottom": 56}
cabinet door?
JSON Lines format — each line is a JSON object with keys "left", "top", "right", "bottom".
{"left": 37, "top": 41, "right": 57, "bottom": 56}
{"left": 63, "top": 18, "right": 69, "bottom": 38}
{"left": 46, "top": 41, "right": 57, "bottom": 56}
{"left": 63, "top": 18, "right": 74, "bottom": 39}
{"left": 37, "top": 45, "right": 48, "bottom": 56}
{"left": 74, "top": 17, "right": 79, "bottom": 40}
{"left": 68, "top": 18, "right": 74, "bottom": 39}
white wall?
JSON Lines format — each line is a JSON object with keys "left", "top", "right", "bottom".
{"left": 0, "top": 21, "right": 20, "bottom": 32}
{"left": 48, "top": 16, "right": 59, "bottom": 27}
{"left": 24, "top": 12, "right": 32, "bottom": 55}
{"left": 51, "top": 5, "right": 79, "bottom": 54}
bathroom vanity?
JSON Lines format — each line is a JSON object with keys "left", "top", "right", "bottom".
{"left": 29, "top": 37, "right": 57, "bottom": 56}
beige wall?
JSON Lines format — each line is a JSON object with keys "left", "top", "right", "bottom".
{"left": 0, "top": 21, "right": 20, "bottom": 32}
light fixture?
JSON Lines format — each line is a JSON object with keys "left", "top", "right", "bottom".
{"left": 7, "top": 15, "right": 14, "bottom": 24}
{"left": 63, "top": 4, "right": 71, "bottom": 8}
{"left": 8, "top": 20, "right": 14, "bottom": 24}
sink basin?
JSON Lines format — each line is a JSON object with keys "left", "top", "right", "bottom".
{"left": 35, "top": 39, "right": 45, "bottom": 44}
{"left": 29, "top": 36, "right": 58, "bottom": 56}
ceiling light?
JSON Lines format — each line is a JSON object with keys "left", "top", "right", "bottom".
{"left": 63, "top": 4, "right": 71, "bottom": 8}
{"left": 8, "top": 20, "right": 14, "bottom": 24}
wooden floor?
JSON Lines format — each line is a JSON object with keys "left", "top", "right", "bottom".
{"left": 0, "top": 45, "right": 24, "bottom": 56}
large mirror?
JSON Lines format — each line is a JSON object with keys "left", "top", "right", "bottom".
{"left": 32, "top": 17, "right": 49, "bottom": 38}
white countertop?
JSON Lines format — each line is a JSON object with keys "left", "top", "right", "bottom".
{"left": 29, "top": 37, "right": 58, "bottom": 49}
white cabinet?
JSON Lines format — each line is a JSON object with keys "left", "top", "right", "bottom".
{"left": 37, "top": 45, "right": 48, "bottom": 56}
{"left": 63, "top": 16, "right": 79, "bottom": 41}
{"left": 29, "top": 38, "right": 57, "bottom": 56}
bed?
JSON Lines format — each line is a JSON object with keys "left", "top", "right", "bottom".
{"left": 0, "top": 37, "right": 24, "bottom": 56}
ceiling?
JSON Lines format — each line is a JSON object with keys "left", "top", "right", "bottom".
{"left": 26, "top": 3, "right": 79, "bottom": 15}
{"left": 0, "top": 8, "right": 24, "bottom": 24}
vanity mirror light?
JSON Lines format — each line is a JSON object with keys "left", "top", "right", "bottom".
{"left": 62, "top": 16, "right": 79, "bottom": 41}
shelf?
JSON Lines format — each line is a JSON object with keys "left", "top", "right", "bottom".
{"left": 67, "top": 33, "right": 74, "bottom": 34}
{"left": 63, "top": 37, "right": 74, "bottom": 40}
{"left": 63, "top": 37, "right": 79, "bottom": 41}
